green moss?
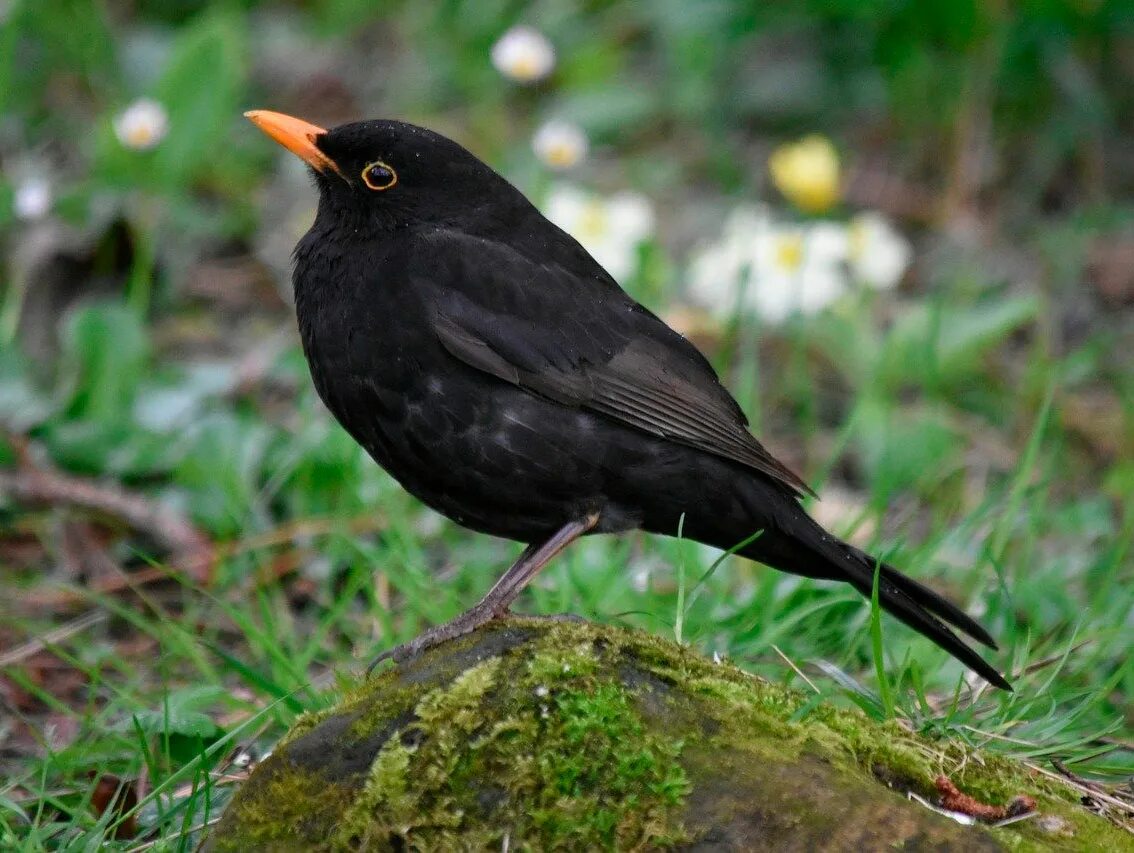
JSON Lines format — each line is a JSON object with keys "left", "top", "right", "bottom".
{"left": 274, "top": 706, "right": 338, "bottom": 751}
{"left": 329, "top": 642, "right": 689, "bottom": 850}
{"left": 206, "top": 617, "right": 1129, "bottom": 852}
{"left": 209, "top": 760, "right": 358, "bottom": 852}
{"left": 335, "top": 659, "right": 503, "bottom": 846}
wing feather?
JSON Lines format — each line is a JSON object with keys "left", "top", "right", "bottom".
{"left": 420, "top": 230, "right": 814, "bottom": 497}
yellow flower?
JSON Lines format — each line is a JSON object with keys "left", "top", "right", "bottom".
{"left": 768, "top": 135, "right": 840, "bottom": 214}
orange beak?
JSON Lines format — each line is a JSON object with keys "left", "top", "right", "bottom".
{"left": 244, "top": 110, "right": 345, "bottom": 178}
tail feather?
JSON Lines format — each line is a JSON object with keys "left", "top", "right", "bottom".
{"left": 739, "top": 516, "right": 1010, "bottom": 691}
{"left": 848, "top": 564, "right": 1012, "bottom": 691}
{"left": 878, "top": 562, "right": 997, "bottom": 649}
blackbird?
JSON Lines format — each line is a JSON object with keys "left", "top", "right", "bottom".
{"left": 246, "top": 110, "right": 1009, "bottom": 690}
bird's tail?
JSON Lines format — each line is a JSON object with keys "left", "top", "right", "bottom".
{"left": 738, "top": 513, "right": 1011, "bottom": 691}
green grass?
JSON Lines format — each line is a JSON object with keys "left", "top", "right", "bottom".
{"left": 2, "top": 285, "right": 1131, "bottom": 847}
{"left": 2, "top": 0, "right": 1133, "bottom": 847}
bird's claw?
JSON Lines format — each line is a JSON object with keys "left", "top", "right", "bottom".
{"left": 366, "top": 605, "right": 497, "bottom": 675}
{"left": 365, "top": 645, "right": 399, "bottom": 675}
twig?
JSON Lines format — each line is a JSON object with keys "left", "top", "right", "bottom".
{"left": 1026, "top": 761, "right": 1134, "bottom": 829}
{"left": 0, "top": 433, "right": 213, "bottom": 582}
{"left": 1019, "top": 640, "right": 1094, "bottom": 676}
{"left": 18, "top": 511, "right": 386, "bottom": 610}
{"left": 0, "top": 611, "right": 107, "bottom": 667}
{"left": 1051, "top": 758, "right": 1106, "bottom": 793}
{"left": 125, "top": 815, "right": 223, "bottom": 852}
{"left": 214, "top": 511, "right": 385, "bottom": 560}
{"left": 959, "top": 725, "right": 1042, "bottom": 748}
{"left": 771, "top": 643, "right": 819, "bottom": 694}
{"left": 20, "top": 564, "right": 200, "bottom": 609}
{"left": 935, "top": 775, "right": 1035, "bottom": 823}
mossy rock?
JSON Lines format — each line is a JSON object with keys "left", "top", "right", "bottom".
{"left": 205, "top": 617, "right": 1125, "bottom": 851}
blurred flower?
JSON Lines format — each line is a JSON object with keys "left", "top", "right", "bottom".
{"left": 114, "top": 98, "right": 169, "bottom": 150}
{"left": 543, "top": 183, "right": 654, "bottom": 282}
{"left": 848, "top": 212, "right": 911, "bottom": 290}
{"left": 752, "top": 221, "right": 848, "bottom": 322}
{"left": 491, "top": 26, "right": 555, "bottom": 83}
{"left": 768, "top": 134, "right": 840, "bottom": 214}
{"left": 687, "top": 206, "right": 772, "bottom": 310}
{"left": 532, "top": 119, "right": 587, "bottom": 170}
{"left": 13, "top": 177, "right": 52, "bottom": 221}
{"left": 413, "top": 508, "right": 446, "bottom": 538}
{"left": 687, "top": 205, "right": 850, "bottom": 323}
{"left": 630, "top": 565, "right": 651, "bottom": 593}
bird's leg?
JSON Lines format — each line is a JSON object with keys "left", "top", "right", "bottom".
{"left": 368, "top": 512, "right": 600, "bottom": 671}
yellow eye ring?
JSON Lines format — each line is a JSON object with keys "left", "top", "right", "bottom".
{"left": 361, "top": 160, "right": 397, "bottom": 191}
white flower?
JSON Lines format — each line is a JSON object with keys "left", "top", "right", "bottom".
{"left": 543, "top": 183, "right": 654, "bottom": 282}
{"left": 687, "top": 205, "right": 850, "bottom": 324}
{"left": 848, "top": 212, "right": 911, "bottom": 290}
{"left": 532, "top": 120, "right": 587, "bottom": 170}
{"left": 114, "top": 98, "right": 169, "bottom": 150}
{"left": 687, "top": 206, "right": 774, "bottom": 311}
{"left": 491, "top": 26, "right": 555, "bottom": 83}
{"left": 750, "top": 221, "right": 848, "bottom": 323}
{"left": 13, "top": 177, "right": 51, "bottom": 220}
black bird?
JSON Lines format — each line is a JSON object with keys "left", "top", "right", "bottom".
{"left": 246, "top": 110, "right": 1010, "bottom": 690}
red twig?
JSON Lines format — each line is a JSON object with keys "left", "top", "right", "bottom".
{"left": 935, "top": 775, "right": 1036, "bottom": 823}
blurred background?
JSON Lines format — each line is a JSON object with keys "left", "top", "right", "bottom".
{"left": 2, "top": 0, "right": 1132, "bottom": 844}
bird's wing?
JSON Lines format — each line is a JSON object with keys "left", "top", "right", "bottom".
{"left": 416, "top": 231, "right": 813, "bottom": 497}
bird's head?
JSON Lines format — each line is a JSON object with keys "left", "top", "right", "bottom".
{"left": 246, "top": 110, "right": 529, "bottom": 231}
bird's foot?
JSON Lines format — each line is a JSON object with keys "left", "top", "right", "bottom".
{"left": 367, "top": 602, "right": 497, "bottom": 674}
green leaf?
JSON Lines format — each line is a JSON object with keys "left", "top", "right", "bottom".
{"left": 39, "top": 420, "right": 178, "bottom": 477}
{"left": 879, "top": 295, "right": 1038, "bottom": 389}
{"left": 870, "top": 557, "right": 895, "bottom": 718}
{"left": 807, "top": 309, "right": 880, "bottom": 385}
{"left": 0, "top": 349, "right": 54, "bottom": 430}
{"left": 556, "top": 86, "right": 662, "bottom": 139}
{"left": 133, "top": 685, "right": 227, "bottom": 739}
{"left": 59, "top": 302, "right": 149, "bottom": 422}
{"left": 0, "top": 0, "right": 118, "bottom": 118}
{"left": 853, "top": 397, "right": 963, "bottom": 501}
{"left": 173, "top": 412, "right": 272, "bottom": 536}
{"left": 94, "top": 9, "right": 247, "bottom": 190}
{"left": 150, "top": 9, "right": 247, "bottom": 187}
{"left": 934, "top": 295, "right": 1040, "bottom": 375}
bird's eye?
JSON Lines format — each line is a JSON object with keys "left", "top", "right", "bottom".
{"left": 361, "top": 160, "right": 397, "bottom": 191}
